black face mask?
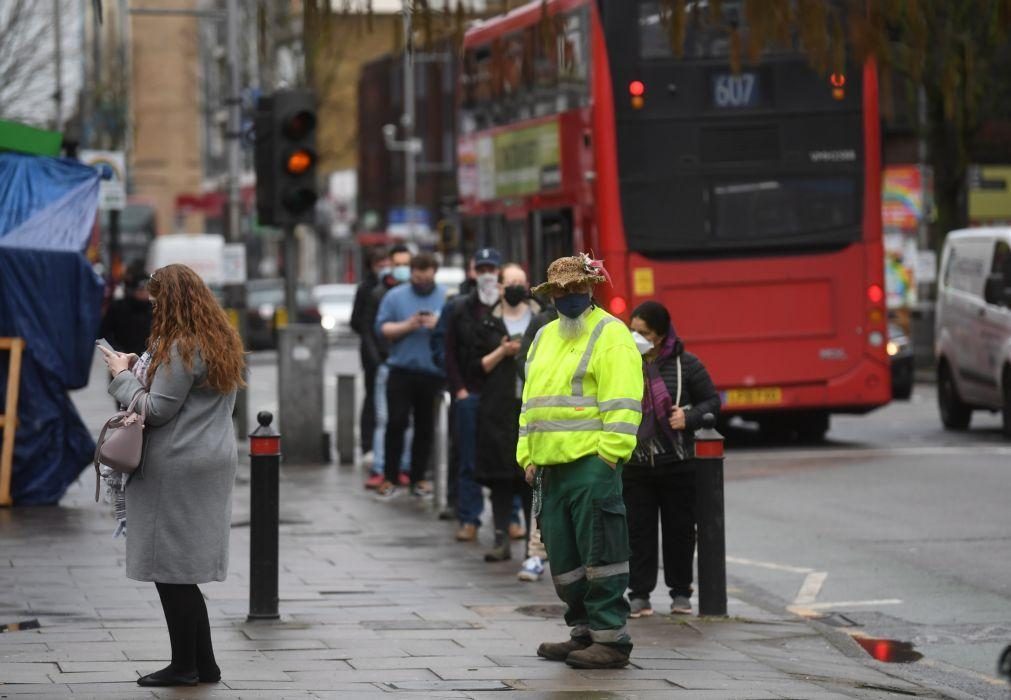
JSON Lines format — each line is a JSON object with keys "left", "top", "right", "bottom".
{"left": 412, "top": 281, "right": 435, "bottom": 296}
{"left": 503, "top": 285, "right": 528, "bottom": 306}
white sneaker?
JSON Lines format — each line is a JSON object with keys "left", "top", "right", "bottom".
{"left": 361, "top": 450, "right": 375, "bottom": 467}
{"left": 517, "top": 556, "right": 544, "bottom": 582}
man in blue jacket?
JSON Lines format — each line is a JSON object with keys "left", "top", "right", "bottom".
{"left": 374, "top": 253, "right": 447, "bottom": 498}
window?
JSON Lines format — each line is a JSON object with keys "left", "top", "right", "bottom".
{"left": 461, "top": 7, "right": 589, "bottom": 131}
{"left": 991, "top": 241, "right": 1010, "bottom": 276}
{"left": 638, "top": 1, "right": 744, "bottom": 60}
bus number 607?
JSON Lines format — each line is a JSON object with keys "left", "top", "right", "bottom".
{"left": 713, "top": 73, "right": 757, "bottom": 108}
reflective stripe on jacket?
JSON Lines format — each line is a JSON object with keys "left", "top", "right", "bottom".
{"left": 517, "top": 306, "right": 644, "bottom": 468}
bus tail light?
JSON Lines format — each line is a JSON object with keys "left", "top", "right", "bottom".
{"left": 609, "top": 296, "right": 628, "bottom": 315}
{"left": 867, "top": 284, "right": 884, "bottom": 305}
{"left": 868, "top": 308, "right": 884, "bottom": 324}
{"left": 830, "top": 73, "right": 846, "bottom": 100}
{"left": 868, "top": 330, "right": 884, "bottom": 347}
{"left": 629, "top": 81, "right": 645, "bottom": 110}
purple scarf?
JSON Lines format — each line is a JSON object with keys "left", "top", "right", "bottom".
{"left": 637, "top": 324, "right": 680, "bottom": 443}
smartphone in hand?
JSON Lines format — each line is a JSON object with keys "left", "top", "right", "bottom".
{"left": 95, "top": 338, "right": 117, "bottom": 355}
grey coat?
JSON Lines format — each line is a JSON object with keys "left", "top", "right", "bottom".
{"left": 109, "top": 345, "right": 237, "bottom": 584}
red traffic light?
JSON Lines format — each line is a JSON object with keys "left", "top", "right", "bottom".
{"left": 285, "top": 149, "right": 315, "bottom": 175}
{"left": 830, "top": 73, "right": 846, "bottom": 88}
{"left": 629, "top": 80, "right": 646, "bottom": 97}
{"left": 282, "top": 110, "right": 316, "bottom": 139}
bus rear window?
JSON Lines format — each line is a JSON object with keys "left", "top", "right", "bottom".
{"left": 711, "top": 177, "right": 858, "bottom": 243}
{"left": 639, "top": 1, "right": 744, "bottom": 59}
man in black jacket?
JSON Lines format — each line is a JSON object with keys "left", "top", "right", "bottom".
{"left": 100, "top": 268, "right": 153, "bottom": 356}
{"left": 441, "top": 247, "right": 503, "bottom": 541}
{"left": 350, "top": 246, "right": 391, "bottom": 458}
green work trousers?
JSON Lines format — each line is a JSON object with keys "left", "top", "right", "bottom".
{"left": 540, "top": 453, "right": 632, "bottom": 653}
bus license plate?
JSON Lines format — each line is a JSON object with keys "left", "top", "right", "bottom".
{"left": 724, "top": 387, "right": 782, "bottom": 407}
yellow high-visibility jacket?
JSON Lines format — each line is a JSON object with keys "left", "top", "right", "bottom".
{"left": 517, "top": 306, "right": 644, "bottom": 468}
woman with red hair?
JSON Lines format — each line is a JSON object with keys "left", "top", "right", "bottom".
{"left": 100, "top": 264, "right": 245, "bottom": 687}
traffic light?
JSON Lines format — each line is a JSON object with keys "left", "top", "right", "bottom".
{"left": 254, "top": 89, "right": 318, "bottom": 228}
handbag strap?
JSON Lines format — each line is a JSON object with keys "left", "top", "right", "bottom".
{"left": 94, "top": 416, "right": 117, "bottom": 501}
{"left": 126, "top": 387, "right": 146, "bottom": 415}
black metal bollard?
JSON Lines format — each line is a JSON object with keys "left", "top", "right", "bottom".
{"left": 248, "top": 411, "right": 281, "bottom": 621}
{"left": 694, "top": 412, "right": 727, "bottom": 617}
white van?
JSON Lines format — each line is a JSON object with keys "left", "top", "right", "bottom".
{"left": 147, "top": 233, "right": 226, "bottom": 285}
{"left": 935, "top": 228, "right": 1011, "bottom": 435}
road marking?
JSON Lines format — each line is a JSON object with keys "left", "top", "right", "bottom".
{"left": 793, "top": 571, "right": 827, "bottom": 605}
{"left": 919, "top": 657, "right": 1008, "bottom": 687}
{"left": 732, "top": 445, "right": 1011, "bottom": 461}
{"left": 726, "top": 556, "right": 814, "bottom": 574}
{"left": 788, "top": 598, "right": 902, "bottom": 617}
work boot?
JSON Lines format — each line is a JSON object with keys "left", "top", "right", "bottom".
{"left": 483, "top": 530, "right": 511, "bottom": 562}
{"left": 565, "top": 643, "right": 631, "bottom": 669}
{"left": 536, "top": 637, "right": 591, "bottom": 662}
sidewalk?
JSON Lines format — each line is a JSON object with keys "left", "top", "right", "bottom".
{"left": 0, "top": 389, "right": 948, "bottom": 698}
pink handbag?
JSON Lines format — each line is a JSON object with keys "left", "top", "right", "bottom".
{"left": 94, "top": 389, "right": 148, "bottom": 501}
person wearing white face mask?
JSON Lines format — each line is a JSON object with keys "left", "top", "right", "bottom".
{"left": 625, "top": 301, "right": 721, "bottom": 620}
{"left": 441, "top": 248, "right": 504, "bottom": 541}
{"left": 473, "top": 263, "right": 543, "bottom": 564}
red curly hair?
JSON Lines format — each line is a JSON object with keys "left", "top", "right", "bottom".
{"left": 147, "top": 264, "right": 246, "bottom": 393}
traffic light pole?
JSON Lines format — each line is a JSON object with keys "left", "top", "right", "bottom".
{"left": 284, "top": 226, "right": 298, "bottom": 328}
{"left": 401, "top": 0, "right": 416, "bottom": 240}
{"left": 225, "top": 0, "right": 248, "bottom": 436}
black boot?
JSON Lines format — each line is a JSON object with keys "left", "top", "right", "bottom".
{"left": 484, "top": 530, "right": 512, "bottom": 562}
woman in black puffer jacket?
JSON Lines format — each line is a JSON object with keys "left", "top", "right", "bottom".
{"left": 624, "top": 301, "right": 721, "bottom": 619}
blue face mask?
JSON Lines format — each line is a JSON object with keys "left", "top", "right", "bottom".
{"left": 555, "top": 293, "right": 592, "bottom": 319}
{"left": 392, "top": 265, "right": 410, "bottom": 283}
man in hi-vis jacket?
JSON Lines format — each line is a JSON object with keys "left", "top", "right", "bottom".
{"left": 518, "top": 254, "right": 643, "bottom": 669}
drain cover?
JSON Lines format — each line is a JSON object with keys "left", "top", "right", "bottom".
{"left": 0, "top": 619, "right": 40, "bottom": 632}
{"left": 515, "top": 604, "right": 566, "bottom": 619}
{"left": 818, "top": 613, "right": 860, "bottom": 628}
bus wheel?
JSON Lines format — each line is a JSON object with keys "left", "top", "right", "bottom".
{"left": 796, "top": 412, "right": 830, "bottom": 443}
{"left": 938, "top": 362, "right": 971, "bottom": 430}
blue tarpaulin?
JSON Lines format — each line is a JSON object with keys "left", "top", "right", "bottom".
{"left": 0, "top": 152, "right": 103, "bottom": 505}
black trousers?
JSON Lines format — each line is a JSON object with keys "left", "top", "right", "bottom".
{"left": 360, "top": 360, "right": 377, "bottom": 453}
{"left": 385, "top": 368, "right": 443, "bottom": 485}
{"left": 489, "top": 477, "right": 533, "bottom": 537}
{"left": 154, "top": 582, "right": 218, "bottom": 675}
{"left": 622, "top": 469, "right": 696, "bottom": 600}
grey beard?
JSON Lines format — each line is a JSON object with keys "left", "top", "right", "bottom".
{"left": 557, "top": 313, "right": 586, "bottom": 340}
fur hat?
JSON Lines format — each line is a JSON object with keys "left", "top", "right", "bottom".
{"left": 531, "top": 253, "right": 611, "bottom": 296}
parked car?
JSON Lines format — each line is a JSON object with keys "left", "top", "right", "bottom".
{"left": 935, "top": 227, "right": 1011, "bottom": 435}
{"left": 245, "top": 279, "right": 320, "bottom": 350}
{"left": 888, "top": 322, "right": 913, "bottom": 400}
{"left": 313, "top": 283, "right": 357, "bottom": 341}
{"left": 436, "top": 266, "right": 467, "bottom": 295}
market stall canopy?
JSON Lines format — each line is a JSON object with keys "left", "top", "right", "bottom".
{"left": 0, "top": 151, "right": 104, "bottom": 505}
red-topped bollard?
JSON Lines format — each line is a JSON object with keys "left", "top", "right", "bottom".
{"left": 694, "top": 412, "right": 727, "bottom": 617}
{"left": 249, "top": 411, "right": 280, "bottom": 621}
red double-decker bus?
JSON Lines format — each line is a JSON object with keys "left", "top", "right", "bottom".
{"left": 458, "top": 0, "right": 888, "bottom": 438}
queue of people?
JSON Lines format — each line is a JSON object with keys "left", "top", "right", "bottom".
{"left": 350, "top": 247, "right": 721, "bottom": 670}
